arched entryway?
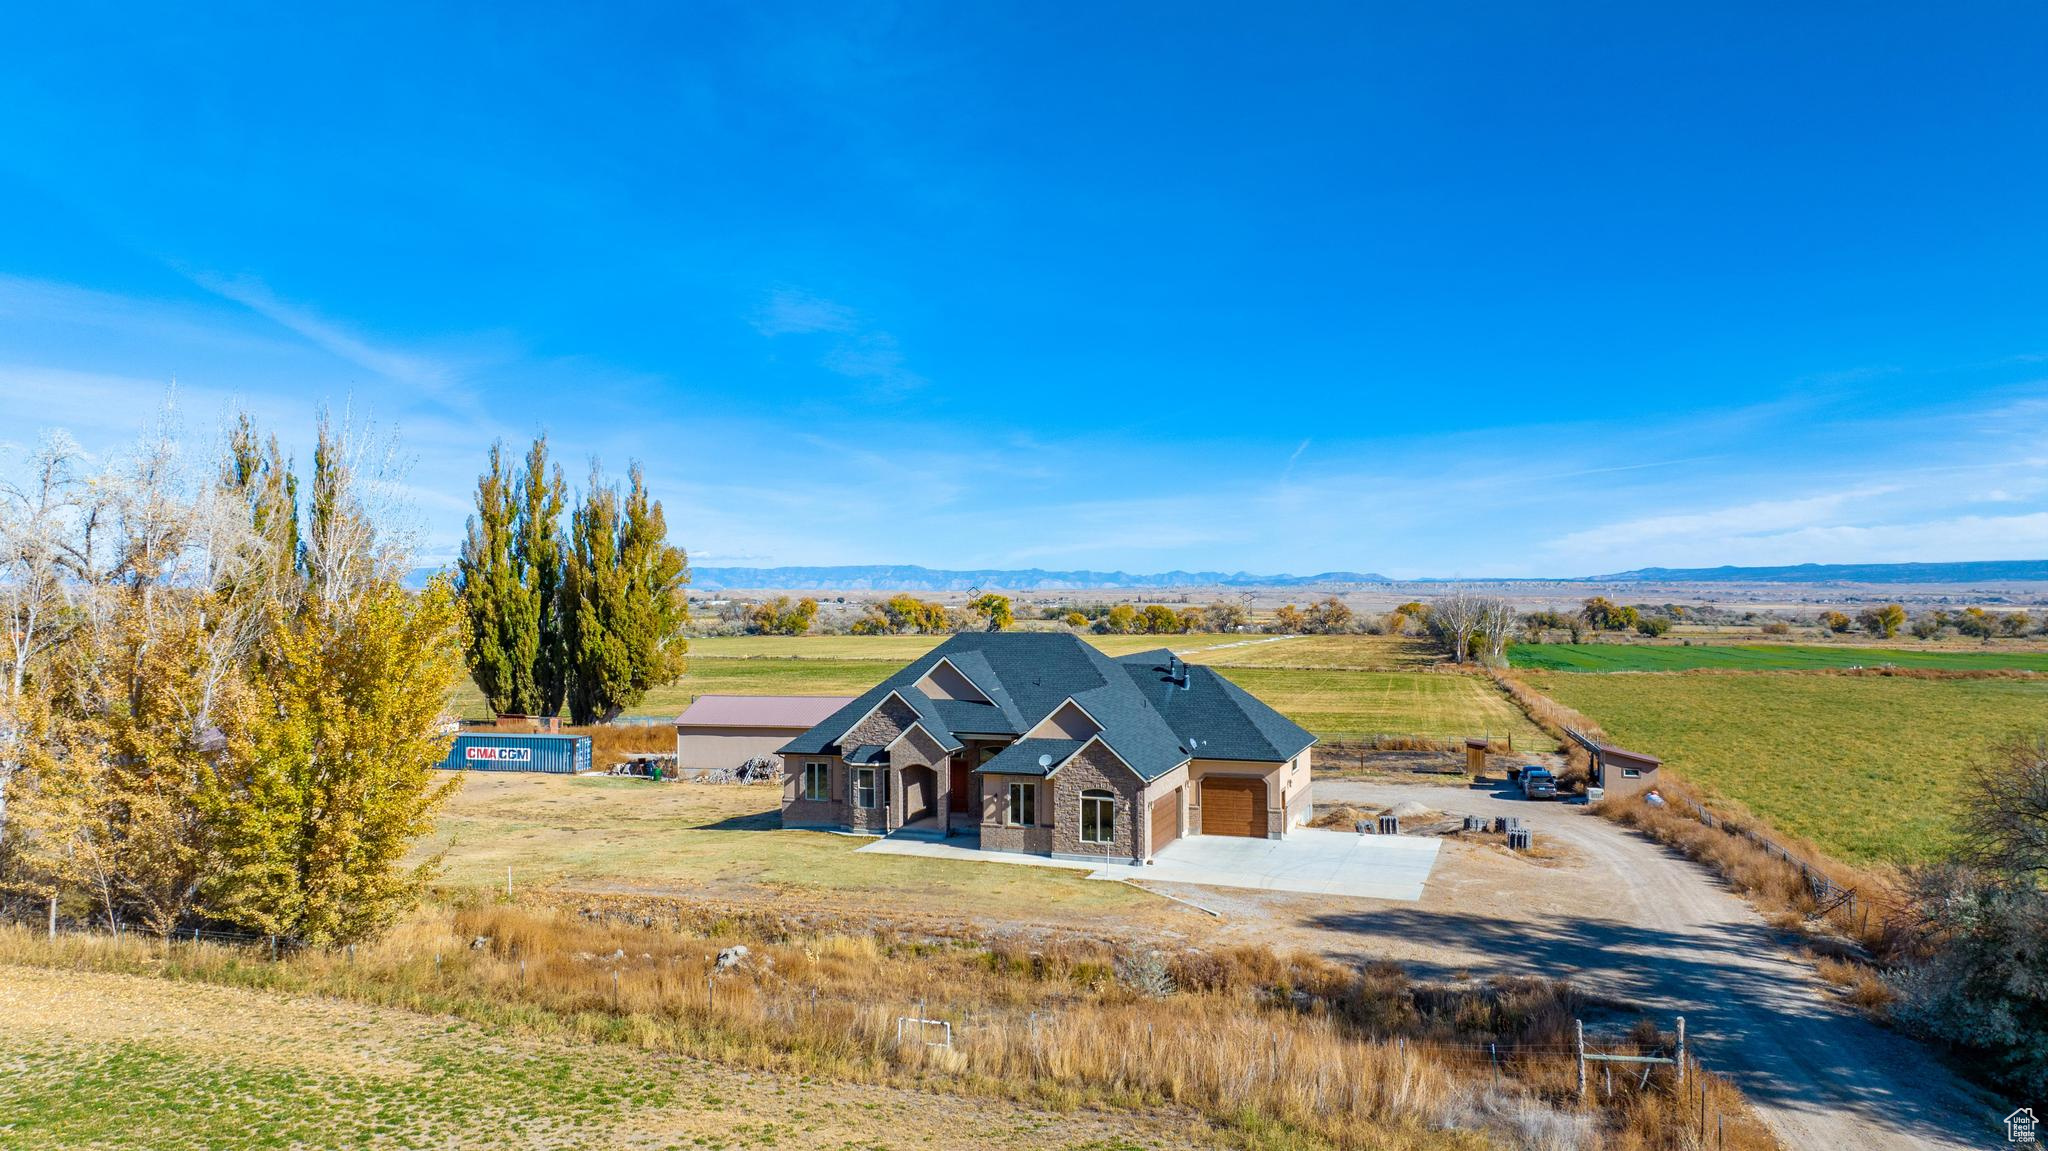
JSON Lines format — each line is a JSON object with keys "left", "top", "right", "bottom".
{"left": 902, "top": 764, "right": 938, "bottom": 823}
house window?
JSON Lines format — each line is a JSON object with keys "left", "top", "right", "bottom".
{"left": 1079, "top": 789, "right": 1115, "bottom": 844}
{"left": 1621, "top": 767, "right": 1642, "bottom": 778}
{"left": 1008, "top": 782, "right": 1036, "bottom": 826}
{"left": 803, "top": 762, "right": 830, "bottom": 801}
{"left": 853, "top": 767, "right": 878, "bottom": 808}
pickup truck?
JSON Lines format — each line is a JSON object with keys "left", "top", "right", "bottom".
{"left": 1520, "top": 767, "right": 1559, "bottom": 800}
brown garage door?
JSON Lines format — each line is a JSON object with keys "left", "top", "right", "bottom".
{"left": 1149, "top": 788, "right": 1181, "bottom": 855}
{"left": 1202, "top": 778, "right": 1266, "bottom": 838}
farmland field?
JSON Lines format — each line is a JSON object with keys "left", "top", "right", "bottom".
{"left": 1212, "top": 667, "right": 1549, "bottom": 746}
{"left": 449, "top": 636, "right": 1542, "bottom": 746}
{"left": 683, "top": 631, "right": 1435, "bottom": 668}
{"left": 1526, "top": 671, "right": 2048, "bottom": 864}
{"left": 1509, "top": 641, "right": 2048, "bottom": 673}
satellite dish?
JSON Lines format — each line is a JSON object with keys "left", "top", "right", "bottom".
{"left": 1037, "top": 753, "right": 1054, "bottom": 768}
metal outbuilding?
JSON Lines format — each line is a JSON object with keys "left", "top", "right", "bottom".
{"left": 675, "top": 695, "right": 856, "bottom": 773}
{"left": 440, "top": 732, "right": 592, "bottom": 774}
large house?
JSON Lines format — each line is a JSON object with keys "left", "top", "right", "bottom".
{"left": 776, "top": 632, "right": 1316, "bottom": 863}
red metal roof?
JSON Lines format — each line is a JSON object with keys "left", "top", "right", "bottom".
{"left": 675, "top": 694, "right": 856, "bottom": 730}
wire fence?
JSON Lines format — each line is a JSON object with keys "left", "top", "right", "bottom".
{"left": 1674, "top": 798, "right": 1896, "bottom": 935}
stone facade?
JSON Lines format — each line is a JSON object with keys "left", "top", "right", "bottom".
{"left": 978, "top": 772, "right": 1053, "bottom": 854}
{"left": 1050, "top": 742, "right": 1143, "bottom": 860}
{"left": 781, "top": 679, "right": 1311, "bottom": 851}
{"left": 780, "top": 693, "right": 960, "bottom": 835}
{"left": 841, "top": 695, "right": 918, "bottom": 750}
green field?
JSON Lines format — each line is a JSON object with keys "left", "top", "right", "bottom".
{"left": 1509, "top": 641, "right": 2048, "bottom": 673}
{"left": 1527, "top": 671, "right": 2048, "bottom": 864}
{"left": 1213, "top": 667, "right": 1548, "bottom": 746}
{"left": 450, "top": 633, "right": 1542, "bottom": 746}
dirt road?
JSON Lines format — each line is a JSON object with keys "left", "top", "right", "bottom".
{"left": 1246, "top": 780, "right": 2001, "bottom": 1150}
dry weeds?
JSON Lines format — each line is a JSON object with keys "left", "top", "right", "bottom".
{"left": 0, "top": 898, "right": 1778, "bottom": 1151}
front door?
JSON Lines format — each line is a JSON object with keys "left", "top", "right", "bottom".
{"left": 949, "top": 756, "right": 971, "bottom": 813}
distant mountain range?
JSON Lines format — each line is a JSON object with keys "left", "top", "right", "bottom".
{"left": 1593, "top": 560, "right": 2048, "bottom": 584}
{"left": 690, "top": 565, "right": 1391, "bottom": 591}
{"left": 410, "top": 558, "right": 2048, "bottom": 593}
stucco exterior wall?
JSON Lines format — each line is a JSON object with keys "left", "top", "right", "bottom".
{"left": 681, "top": 726, "right": 809, "bottom": 771}
{"left": 1596, "top": 756, "right": 1659, "bottom": 801}
{"left": 1187, "top": 754, "right": 1308, "bottom": 838}
{"left": 1050, "top": 742, "right": 1143, "bottom": 860}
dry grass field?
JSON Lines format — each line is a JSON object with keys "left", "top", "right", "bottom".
{"left": 425, "top": 773, "right": 1154, "bottom": 927}
{"left": 1527, "top": 670, "right": 2048, "bottom": 864}
{"left": 0, "top": 903, "right": 1771, "bottom": 1151}
{"left": 0, "top": 963, "right": 1214, "bottom": 1151}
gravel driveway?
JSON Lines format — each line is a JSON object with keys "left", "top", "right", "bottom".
{"left": 1290, "top": 780, "right": 1999, "bottom": 1151}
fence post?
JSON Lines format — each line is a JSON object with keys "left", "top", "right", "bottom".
{"left": 1676, "top": 1016, "right": 1686, "bottom": 1085}
{"left": 506, "top": 866, "right": 513, "bottom": 898}
{"left": 1575, "top": 1019, "right": 1587, "bottom": 1101}
{"left": 48, "top": 894, "right": 56, "bottom": 940}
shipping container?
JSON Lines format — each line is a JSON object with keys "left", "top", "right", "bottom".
{"left": 440, "top": 732, "right": 592, "bottom": 775}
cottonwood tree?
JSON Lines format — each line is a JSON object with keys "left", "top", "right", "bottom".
{"left": 1473, "top": 596, "right": 1516, "bottom": 664}
{"left": 1428, "top": 589, "right": 1484, "bottom": 664}
{"left": 1859, "top": 603, "right": 1907, "bottom": 639}
{"left": 967, "top": 593, "right": 1013, "bottom": 631}
{"left": 1305, "top": 597, "right": 1353, "bottom": 635}
{"left": 0, "top": 435, "right": 94, "bottom": 845}
{"left": 1202, "top": 600, "right": 1248, "bottom": 633}
{"left": 3, "top": 406, "right": 465, "bottom": 946}
{"left": 750, "top": 596, "right": 818, "bottom": 635}
{"left": 1891, "top": 735, "right": 2048, "bottom": 1093}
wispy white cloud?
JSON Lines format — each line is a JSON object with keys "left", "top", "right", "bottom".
{"left": 188, "top": 271, "right": 488, "bottom": 411}
{"left": 751, "top": 287, "right": 858, "bottom": 336}
{"left": 750, "top": 285, "right": 925, "bottom": 394}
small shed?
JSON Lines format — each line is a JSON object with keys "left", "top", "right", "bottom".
{"left": 1464, "top": 737, "right": 1490, "bottom": 774}
{"left": 441, "top": 732, "right": 592, "bottom": 774}
{"left": 675, "top": 695, "right": 855, "bottom": 773}
{"left": 1589, "top": 742, "right": 1662, "bottom": 800}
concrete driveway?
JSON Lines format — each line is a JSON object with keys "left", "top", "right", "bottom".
{"left": 1112, "top": 827, "right": 1440, "bottom": 901}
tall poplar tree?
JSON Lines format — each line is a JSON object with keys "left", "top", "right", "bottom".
{"left": 562, "top": 463, "right": 688, "bottom": 723}
{"left": 518, "top": 436, "right": 568, "bottom": 716}
{"left": 457, "top": 436, "right": 569, "bottom": 718}
{"left": 456, "top": 443, "right": 522, "bottom": 714}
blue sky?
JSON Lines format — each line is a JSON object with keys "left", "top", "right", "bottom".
{"left": 2, "top": 3, "right": 2045, "bottom": 578}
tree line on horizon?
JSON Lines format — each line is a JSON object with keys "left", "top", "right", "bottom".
{"left": 456, "top": 435, "right": 690, "bottom": 724}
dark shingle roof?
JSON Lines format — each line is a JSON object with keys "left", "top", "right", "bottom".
{"left": 973, "top": 737, "right": 1085, "bottom": 776}
{"left": 1115, "top": 650, "right": 1317, "bottom": 763}
{"left": 780, "top": 634, "right": 1312, "bottom": 779}
{"left": 844, "top": 744, "right": 889, "bottom": 765}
